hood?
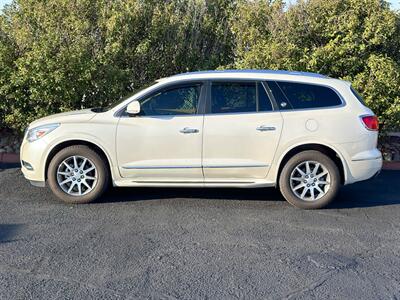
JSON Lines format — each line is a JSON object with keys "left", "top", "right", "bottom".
{"left": 28, "top": 108, "right": 96, "bottom": 129}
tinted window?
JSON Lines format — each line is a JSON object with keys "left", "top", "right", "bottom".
{"left": 266, "top": 81, "right": 292, "bottom": 110}
{"left": 139, "top": 84, "right": 201, "bottom": 116}
{"left": 270, "top": 81, "right": 342, "bottom": 109}
{"left": 210, "top": 82, "right": 273, "bottom": 114}
{"left": 258, "top": 82, "right": 273, "bottom": 112}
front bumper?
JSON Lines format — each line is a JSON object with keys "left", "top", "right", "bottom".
{"left": 29, "top": 180, "right": 46, "bottom": 187}
{"left": 20, "top": 138, "right": 49, "bottom": 185}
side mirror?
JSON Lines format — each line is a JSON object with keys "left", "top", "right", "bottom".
{"left": 126, "top": 101, "right": 141, "bottom": 116}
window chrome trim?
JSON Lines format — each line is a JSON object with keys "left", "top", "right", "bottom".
{"left": 203, "top": 110, "right": 279, "bottom": 117}
{"left": 115, "top": 77, "right": 346, "bottom": 117}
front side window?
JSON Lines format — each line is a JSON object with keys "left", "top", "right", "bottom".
{"left": 269, "top": 81, "right": 342, "bottom": 109}
{"left": 139, "top": 84, "right": 201, "bottom": 116}
{"left": 210, "top": 82, "right": 273, "bottom": 114}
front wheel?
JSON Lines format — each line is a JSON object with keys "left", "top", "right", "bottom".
{"left": 279, "top": 150, "right": 341, "bottom": 209}
{"left": 47, "top": 145, "right": 109, "bottom": 204}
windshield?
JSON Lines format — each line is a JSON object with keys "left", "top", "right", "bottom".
{"left": 91, "top": 81, "right": 157, "bottom": 112}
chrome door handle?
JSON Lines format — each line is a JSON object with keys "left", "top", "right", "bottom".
{"left": 256, "top": 125, "right": 276, "bottom": 131}
{"left": 180, "top": 127, "right": 199, "bottom": 134}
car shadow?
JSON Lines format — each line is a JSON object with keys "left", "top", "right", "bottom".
{"left": 0, "top": 224, "right": 23, "bottom": 244}
{"left": 99, "top": 185, "right": 285, "bottom": 203}
{"left": 0, "top": 163, "right": 21, "bottom": 171}
{"left": 330, "top": 170, "right": 400, "bottom": 209}
{"left": 97, "top": 170, "right": 400, "bottom": 209}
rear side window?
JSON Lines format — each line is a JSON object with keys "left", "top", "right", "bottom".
{"left": 268, "top": 81, "right": 342, "bottom": 109}
{"left": 258, "top": 82, "right": 273, "bottom": 112}
{"left": 266, "top": 81, "right": 291, "bottom": 110}
{"left": 210, "top": 82, "right": 273, "bottom": 114}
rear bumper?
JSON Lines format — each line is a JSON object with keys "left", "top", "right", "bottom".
{"left": 346, "top": 156, "right": 382, "bottom": 184}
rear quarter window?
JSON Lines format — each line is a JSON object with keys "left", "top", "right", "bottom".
{"left": 270, "top": 81, "right": 342, "bottom": 110}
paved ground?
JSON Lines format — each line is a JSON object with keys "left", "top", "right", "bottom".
{"left": 0, "top": 168, "right": 399, "bottom": 299}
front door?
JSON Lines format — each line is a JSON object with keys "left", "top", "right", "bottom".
{"left": 116, "top": 82, "right": 205, "bottom": 182}
{"left": 202, "top": 81, "right": 283, "bottom": 180}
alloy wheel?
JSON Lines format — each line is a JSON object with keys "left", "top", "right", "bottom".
{"left": 56, "top": 155, "right": 98, "bottom": 196}
{"left": 289, "top": 160, "right": 331, "bottom": 201}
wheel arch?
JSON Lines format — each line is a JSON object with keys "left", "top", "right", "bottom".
{"left": 276, "top": 143, "right": 347, "bottom": 185}
{"left": 44, "top": 139, "right": 113, "bottom": 181}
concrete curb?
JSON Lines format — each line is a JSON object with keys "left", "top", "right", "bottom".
{"left": 1, "top": 152, "right": 400, "bottom": 170}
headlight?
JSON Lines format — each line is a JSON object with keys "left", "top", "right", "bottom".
{"left": 26, "top": 123, "right": 60, "bottom": 142}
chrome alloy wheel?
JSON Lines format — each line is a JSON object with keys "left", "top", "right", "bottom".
{"left": 289, "top": 161, "right": 331, "bottom": 201}
{"left": 56, "top": 155, "right": 98, "bottom": 196}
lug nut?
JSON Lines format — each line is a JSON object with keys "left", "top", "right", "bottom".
{"left": 81, "top": 175, "right": 84, "bottom": 179}
{"left": 77, "top": 179, "right": 81, "bottom": 182}
{"left": 312, "top": 183, "right": 315, "bottom": 186}
{"left": 307, "top": 184, "right": 310, "bottom": 187}
{"left": 72, "top": 177, "right": 76, "bottom": 181}
{"left": 80, "top": 170, "right": 83, "bottom": 174}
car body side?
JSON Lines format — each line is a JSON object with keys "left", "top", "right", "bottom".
{"left": 20, "top": 71, "right": 382, "bottom": 188}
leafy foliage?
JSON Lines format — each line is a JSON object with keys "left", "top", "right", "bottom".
{"left": 0, "top": 0, "right": 399, "bottom": 132}
{"left": 229, "top": 0, "right": 400, "bottom": 130}
{"left": 0, "top": 0, "right": 234, "bottom": 131}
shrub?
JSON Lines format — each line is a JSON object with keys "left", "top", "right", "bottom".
{"left": 0, "top": 0, "right": 234, "bottom": 132}
{"left": 0, "top": 0, "right": 399, "bottom": 132}
{"left": 228, "top": 0, "right": 400, "bottom": 131}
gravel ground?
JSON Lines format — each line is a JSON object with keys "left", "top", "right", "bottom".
{"left": 0, "top": 168, "right": 400, "bottom": 299}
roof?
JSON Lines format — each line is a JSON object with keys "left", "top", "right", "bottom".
{"left": 169, "top": 69, "right": 328, "bottom": 79}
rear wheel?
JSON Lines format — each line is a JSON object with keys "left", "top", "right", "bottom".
{"left": 279, "top": 150, "right": 340, "bottom": 209}
{"left": 47, "top": 145, "right": 109, "bottom": 204}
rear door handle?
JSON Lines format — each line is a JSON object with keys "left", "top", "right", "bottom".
{"left": 256, "top": 125, "right": 276, "bottom": 132}
{"left": 180, "top": 127, "right": 199, "bottom": 134}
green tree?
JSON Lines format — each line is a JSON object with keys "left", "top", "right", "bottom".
{"left": 0, "top": 0, "right": 234, "bottom": 131}
{"left": 1, "top": 0, "right": 399, "bottom": 132}
{"left": 229, "top": 0, "right": 400, "bottom": 130}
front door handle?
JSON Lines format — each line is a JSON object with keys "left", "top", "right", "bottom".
{"left": 256, "top": 125, "right": 276, "bottom": 132}
{"left": 180, "top": 127, "right": 199, "bottom": 134}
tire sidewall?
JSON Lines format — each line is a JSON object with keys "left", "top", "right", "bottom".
{"left": 47, "top": 146, "right": 109, "bottom": 204}
{"left": 279, "top": 151, "right": 340, "bottom": 209}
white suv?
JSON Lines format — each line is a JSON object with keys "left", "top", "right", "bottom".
{"left": 20, "top": 70, "right": 382, "bottom": 209}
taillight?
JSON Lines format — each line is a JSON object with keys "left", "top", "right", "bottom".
{"left": 360, "top": 115, "right": 379, "bottom": 131}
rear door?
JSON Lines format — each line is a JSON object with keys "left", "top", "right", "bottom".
{"left": 202, "top": 81, "right": 283, "bottom": 180}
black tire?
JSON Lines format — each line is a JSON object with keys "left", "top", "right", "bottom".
{"left": 279, "top": 150, "right": 341, "bottom": 209}
{"left": 47, "top": 145, "right": 110, "bottom": 204}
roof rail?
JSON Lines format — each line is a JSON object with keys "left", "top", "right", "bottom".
{"left": 169, "top": 69, "right": 328, "bottom": 79}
